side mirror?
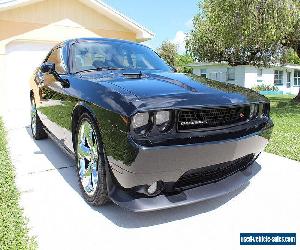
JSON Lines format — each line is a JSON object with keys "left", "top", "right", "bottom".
{"left": 41, "top": 62, "right": 55, "bottom": 73}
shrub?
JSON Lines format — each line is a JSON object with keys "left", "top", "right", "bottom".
{"left": 252, "top": 83, "right": 279, "bottom": 92}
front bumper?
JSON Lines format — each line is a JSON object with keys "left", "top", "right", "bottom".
{"left": 107, "top": 120, "right": 273, "bottom": 212}
{"left": 109, "top": 162, "right": 260, "bottom": 212}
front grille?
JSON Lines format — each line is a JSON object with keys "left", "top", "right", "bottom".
{"left": 177, "top": 106, "right": 250, "bottom": 131}
{"left": 174, "top": 154, "right": 255, "bottom": 191}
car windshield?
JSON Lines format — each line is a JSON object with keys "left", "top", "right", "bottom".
{"left": 71, "top": 41, "right": 171, "bottom": 73}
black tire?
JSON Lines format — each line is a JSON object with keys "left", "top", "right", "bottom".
{"left": 30, "top": 98, "right": 48, "bottom": 140}
{"left": 75, "top": 112, "right": 109, "bottom": 206}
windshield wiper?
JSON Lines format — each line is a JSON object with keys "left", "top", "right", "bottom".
{"left": 75, "top": 67, "right": 125, "bottom": 74}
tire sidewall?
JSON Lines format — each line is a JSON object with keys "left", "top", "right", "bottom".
{"left": 75, "top": 112, "right": 108, "bottom": 205}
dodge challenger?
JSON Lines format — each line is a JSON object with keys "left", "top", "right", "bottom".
{"left": 29, "top": 38, "right": 273, "bottom": 212}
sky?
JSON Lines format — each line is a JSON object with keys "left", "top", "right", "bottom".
{"left": 102, "top": 0, "right": 199, "bottom": 53}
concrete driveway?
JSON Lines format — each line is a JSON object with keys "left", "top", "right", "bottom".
{"left": 2, "top": 110, "right": 300, "bottom": 250}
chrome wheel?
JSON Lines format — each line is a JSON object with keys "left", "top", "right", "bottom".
{"left": 31, "top": 101, "right": 37, "bottom": 136}
{"left": 77, "top": 120, "right": 99, "bottom": 196}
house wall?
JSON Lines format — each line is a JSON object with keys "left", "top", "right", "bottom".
{"left": 284, "top": 66, "right": 300, "bottom": 95}
{"left": 192, "top": 65, "right": 245, "bottom": 87}
{"left": 244, "top": 66, "right": 274, "bottom": 89}
{"left": 0, "top": 0, "right": 137, "bottom": 53}
{"left": 192, "top": 64, "right": 300, "bottom": 95}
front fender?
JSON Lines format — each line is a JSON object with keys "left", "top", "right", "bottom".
{"left": 72, "top": 102, "right": 139, "bottom": 166}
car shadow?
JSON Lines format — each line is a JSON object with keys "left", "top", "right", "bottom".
{"left": 93, "top": 182, "right": 252, "bottom": 228}
{"left": 26, "top": 126, "right": 261, "bottom": 228}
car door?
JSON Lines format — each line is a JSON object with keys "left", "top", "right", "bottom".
{"left": 36, "top": 45, "right": 75, "bottom": 153}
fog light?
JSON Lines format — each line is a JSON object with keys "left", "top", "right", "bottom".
{"left": 147, "top": 182, "right": 158, "bottom": 195}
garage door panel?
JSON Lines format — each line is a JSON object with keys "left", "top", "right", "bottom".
{"left": 3, "top": 41, "right": 56, "bottom": 126}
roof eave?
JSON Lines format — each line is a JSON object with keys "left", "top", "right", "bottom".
{"left": 0, "top": 0, "right": 155, "bottom": 41}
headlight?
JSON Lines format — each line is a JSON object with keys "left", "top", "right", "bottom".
{"left": 155, "top": 111, "right": 172, "bottom": 132}
{"left": 132, "top": 112, "right": 150, "bottom": 129}
{"left": 250, "top": 103, "right": 258, "bottom": 118}
{"left": 156, "top": 111, "right": 170, "bottom": 125}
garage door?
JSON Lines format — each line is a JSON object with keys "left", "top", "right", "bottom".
{"left": 3, "top": 41, "right": 56, "bottom": 127}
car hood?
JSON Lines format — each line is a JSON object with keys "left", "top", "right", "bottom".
{"left": 79, "top": 70, "right": 267, "bottom": 111}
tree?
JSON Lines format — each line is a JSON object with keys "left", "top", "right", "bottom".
{"left": 175, "top": 54, "right": 193, "bottom": 73}
{"left": 157, "top": 40, "right": 193, "bottom": 73}
{"left": 157, "top": 41, "right": 178, "bottom": 67}
{"left": 283, "top": 49, "right": 300, "bottom": 65}
{"left": 186, "top": 0, "right": 300, "bottom": 101}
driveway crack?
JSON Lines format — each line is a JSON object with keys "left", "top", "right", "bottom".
{"left": 25, "top": 165, "right": 74, "bottom": 175}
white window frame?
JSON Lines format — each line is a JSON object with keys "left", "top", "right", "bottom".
{"left": 294, "top": 70, "right": 300, "bottom": 86}
{"left": 200, "top": 69, "right": 207, "bottom": 78}
{"left": 257, "top": 68, "right": 263, "bottom": 77}
{"left": 226, "top": 67, "right": 235, "bottom": 81}
{"left": 274, "top": 70, "right": 283, "bottom": 85}
{"left": 287, "top": 71, "right": 291, "bottom": 88}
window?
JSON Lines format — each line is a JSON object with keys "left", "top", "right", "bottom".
{"left": 294, "top": 70, "right": 300, "bottom": 86}
{"left": 274, "top": 70, "right": 283, "bottom": 85}
{"left": 46, "top": 47, "right": 67, "bottom": 74}
{"left": 257, "top": 69, "right": 263, "bottom": 77}
{"left": 200, "top": 69, "right": 207, "bottom": 78}
{"left": 287, "top": 72, "right": 291, "bottom": 88}
{"left": 71, "top": 41, "right": 171, "bottom": 73}
{"left": 227, "top": 67, "right": 235, "bottom": 81}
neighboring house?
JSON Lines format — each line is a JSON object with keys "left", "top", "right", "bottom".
{"left": 0, "top": 0, "right": 153, "bottom": 114}
{"left": 189, "top": 62, "right": 300, "bottom": 95}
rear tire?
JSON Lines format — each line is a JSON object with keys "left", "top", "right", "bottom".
{"left": 30, "top": 98, "right": 47, "bottom": 140}
{"left": 75, "top": 112, "right": 109, "bottom": 206}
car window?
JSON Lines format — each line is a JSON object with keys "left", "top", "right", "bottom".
{"left": 71, "top": 41, "right": 171, "bottom": 73}
{"left": 46, "top": 47, "right": 67, "bottom": 74}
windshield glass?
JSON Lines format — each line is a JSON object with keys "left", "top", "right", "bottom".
{"left": 71, "top": 41, "right": 171, "bottom": 73}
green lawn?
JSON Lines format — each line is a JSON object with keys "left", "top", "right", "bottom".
{"left": 265, "top": 95, "right": 300, "bottom": 162}
{"left": 0, "top": 118, "right": 36, "bottom": 250}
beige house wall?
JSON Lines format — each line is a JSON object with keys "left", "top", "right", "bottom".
{"left": 0, "top": 0, "right": 138, "bottom": 53}
{"left": 0, "top": 0, "right": 142, "bottom": 104}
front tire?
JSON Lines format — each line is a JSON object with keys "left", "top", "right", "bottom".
{"left": 30, "top": 98, "right": 47, "bottom": 140}
{"left": 75, "top": 112, "right": 109, "bottom": 206}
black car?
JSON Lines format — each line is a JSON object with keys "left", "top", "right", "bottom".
{"left": 29, "top": 38, "right": 273, "bottom": 212}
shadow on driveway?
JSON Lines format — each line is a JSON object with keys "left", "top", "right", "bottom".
{"left": 26, "top": 126, "right": 261, "bottom": 228}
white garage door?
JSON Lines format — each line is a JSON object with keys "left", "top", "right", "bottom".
{"left": 3, "top": 41, "right": 56, "bottom": 127}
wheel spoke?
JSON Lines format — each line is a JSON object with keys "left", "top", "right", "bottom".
{"left": 84, "top": 126, "right": 98, "bottom": 158}
{"left": 78, "top": 158, "right": 86, "bottom": 179}
{"left": 77, "top": 142, "right": 91, "bottom": 161}
{"left": 90, "top": 161, "right": 98, "bottom": 188}
{"left": 77, "top": 120, "right": 99, "bottom": 196}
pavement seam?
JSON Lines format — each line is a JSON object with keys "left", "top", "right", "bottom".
{"left": 24, "top": 165, "right": 75, "bottom": 175}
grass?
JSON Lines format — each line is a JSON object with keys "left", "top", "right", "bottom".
{"left": 0, "top": 118, "right": 36, "bottom": 250}
{"left": 265, "top": 95, "right": 300, "bottom": 162}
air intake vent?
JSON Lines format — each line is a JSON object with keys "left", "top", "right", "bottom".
{"left": 122, "top": 71, "right": 142, "bottom": 79}
{"left": 174, "top": 154, "right": 255, "bottom": 191}
{"left": 177, "top": 105, "right": 250, "bottom": 131}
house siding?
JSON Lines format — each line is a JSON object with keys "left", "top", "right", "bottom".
{"left": 0, "top": 0, "right": 138, "bottom": 53}
{"left": 192, "top": 65, "right": 245, "bottom": 87}
{"left": 191, "top": 64, "right": 300, "bottom": 95}
{"left": 244, "top": 66, "right": 274, "bottom": 89}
